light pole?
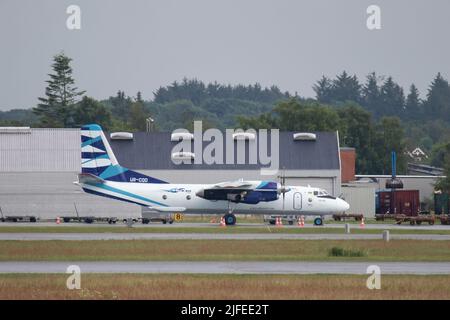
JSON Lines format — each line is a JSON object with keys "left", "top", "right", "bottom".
{"left": 146, "top": 117, "right": 155, "bottom": 132}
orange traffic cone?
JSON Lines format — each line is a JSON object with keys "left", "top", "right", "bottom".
{"left": 360, "top": 217, "right": 365, "bottom": 228}
{"left": 298, "top": 216, "right": 305, "bottom": 227}
{"left": 220, "top": 217, "right": 226, "bottom": 227}
{"left": 276, "top": 217, "right": 282, "bottom": 227}
{"left": 56, "top": 217, "right": 61, "bottom": 225}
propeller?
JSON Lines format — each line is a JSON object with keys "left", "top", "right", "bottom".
{"left": 278, "top": 168, "right": 287, "bottom": 210}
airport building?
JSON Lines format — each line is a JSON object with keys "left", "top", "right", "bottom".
{"left": 0, "top": 127, "right": 342, "bottom": 219}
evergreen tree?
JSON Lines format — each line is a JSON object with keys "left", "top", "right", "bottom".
{"left": 424, "top": 73, "right": 450, "bottom": 121}
{"left": 73, "top": 96, "right": 112, "bottom": 130}
{"left": 330, "top": 71, "right": 361, "bottom": 104}
{"left": 109, "top": 90, "right": 132, "bottom": 119}
{"left": 136, "top": 91, "right": 143, "bottom": 103}
{"left": 361, "top": 72, "right": 381, "bottom": 116}
{"left": 33, "top": 53, "right": 85, "bottom": 127}
{"left": 313, "top": 76, "right": 333, "bottom": 103}
{"left": 380, "top": 77, "right": 405, "bottom": 117}
{"left": 405, "top": 84, "right": 421, "bottom": 120}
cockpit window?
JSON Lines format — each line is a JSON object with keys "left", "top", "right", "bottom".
{"left": 316, "top": 189, "right": 336, "bottom": 199}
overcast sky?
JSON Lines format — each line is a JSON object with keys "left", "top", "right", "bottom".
{"left": 1, "top": 0, "right": 450, "bottom": 110}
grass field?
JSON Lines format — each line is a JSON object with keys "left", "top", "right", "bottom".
{"left": 1, "top": 239, "right": 450, "bottom": 261}
{"left": 1, "top": 274, "right": 449, "bottom": 299}
{"left": 1, "top": 225, "right": 449, "bottom": 235}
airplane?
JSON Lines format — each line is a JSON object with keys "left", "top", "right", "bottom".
{"left": 75, "top": 124, "right": 350, "bottom": 226}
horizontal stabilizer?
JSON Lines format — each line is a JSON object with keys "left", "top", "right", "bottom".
{"left": 76, "top": 173, "right": 105, "bottom": 185}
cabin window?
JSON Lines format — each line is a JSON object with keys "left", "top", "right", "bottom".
{"left": 186, "top": 195, "right": 191, "bottom": 200}
{"left": 162, "top": 195, "right": 167, "bottom": 200}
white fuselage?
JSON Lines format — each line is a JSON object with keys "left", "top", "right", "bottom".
{"left": 80, "top": 181, "right": 350, "bottom": 216}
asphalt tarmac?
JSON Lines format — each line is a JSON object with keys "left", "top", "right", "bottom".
{"left": 0, "top": 221, "right": 448, "bottom": 230}
{"left": 0, "top": 261, "right": 449, "bottom": 274}
{"left": 1, "top": 232, "right": 450, "bottom": 240}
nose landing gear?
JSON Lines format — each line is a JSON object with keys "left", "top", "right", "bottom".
{"left": 313, "top": 217, "right": 324, "bottom": 226}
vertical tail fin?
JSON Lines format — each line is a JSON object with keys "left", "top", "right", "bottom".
{"left": 80, "top": 124, "right": 167, "bottom": 184}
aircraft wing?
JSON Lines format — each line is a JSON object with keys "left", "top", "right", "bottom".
{"left": 196, "top": 180, "right": 279, "bottom": 203}
{"left": 212, "top": 180, "right": 255, "bottom": 189}
{"left": 147, "top": 206, "right": 186, "bottom": 212}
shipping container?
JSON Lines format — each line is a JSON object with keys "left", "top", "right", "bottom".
{"left": 376, "top": 190, "right": 420, "bottom": 216}
{"left": 434, "top": 192, "right": 450, "bottom": 215}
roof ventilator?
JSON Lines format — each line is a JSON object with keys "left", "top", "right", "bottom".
{"left": 293, "top": 132, "right": 316, "bottom": 141}
{"left": 171, "top": 151, "right": 195, "bottom": 161}
{"left": 110, "top": 132, "right": 134, "bottom": 140}
{"left": 171, "top": 132, "right": 194, "bottom": 141}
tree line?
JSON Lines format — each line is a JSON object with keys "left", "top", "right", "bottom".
{"left": 313, "top": 71, "right": 450, "bottom": 122}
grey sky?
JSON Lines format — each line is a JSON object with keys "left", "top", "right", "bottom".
{"left": 1, "top": 0, "right": 449, "bottom": 110}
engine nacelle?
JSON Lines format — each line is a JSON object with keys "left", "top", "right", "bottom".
{"left": 227, "top": 193, "right": 243, "bottom": 202}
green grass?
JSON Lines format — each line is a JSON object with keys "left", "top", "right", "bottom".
{"left": 328, "top": 246, "right": 367, "bottom": 257}
{"left": 1, "top": 239, "right": 450, "bottom": 262}
{"left": 1, "top": 274, "right": 450, "bottom": 299}
{"left": 0, "top": 225, "right": 450, "bottom": 235}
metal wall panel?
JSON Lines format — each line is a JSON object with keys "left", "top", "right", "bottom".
{"left": 0, "top": 172, "right": 140, "bottom": 219}
{"left": 341, "top": 185, "right": 376, "bottom": 217}
{"left": 0, "top": 129, "right": 80, "bottom": 172}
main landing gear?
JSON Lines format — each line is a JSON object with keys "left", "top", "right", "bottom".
{"left": 223, "top": 213, "right": 237, "bottom": 226}
{"left": 223, "top": 200, "right": 237, "bottom": 225}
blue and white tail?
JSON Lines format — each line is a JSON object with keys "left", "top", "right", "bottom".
{"left": 81, "top": 124, "right": 167, "bottom": 184}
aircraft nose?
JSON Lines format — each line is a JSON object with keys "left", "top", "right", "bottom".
{"left": 340, "top": 199, "right": 350, "bottom": 211}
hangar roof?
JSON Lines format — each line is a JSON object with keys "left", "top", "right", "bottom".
{"left": 0, "top": 129, "right": 340, "bottom": 172}
{"left": 109, "top": 131, "right": 340, "bottom": 171}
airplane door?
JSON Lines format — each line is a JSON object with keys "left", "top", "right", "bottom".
{"left": 293, "top": 192, "right": 302, "bottom": 210}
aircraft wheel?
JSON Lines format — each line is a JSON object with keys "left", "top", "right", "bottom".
{"left": 313, "top": 217, "right": 323, "bottom": 226}
{"left": 224, "top": 214, "right": 236, "bottom": 226}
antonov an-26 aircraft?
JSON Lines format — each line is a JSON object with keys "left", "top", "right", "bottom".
{"left": 76, "top": 124, "right": 350, "bottom": 225}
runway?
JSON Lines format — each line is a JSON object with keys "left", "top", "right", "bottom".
{"left": 0, "top": 261, "right": 449, "bottom": 274}
{"left": 1, "top": 232, "right": 450, "bottom": 241}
